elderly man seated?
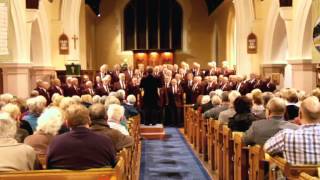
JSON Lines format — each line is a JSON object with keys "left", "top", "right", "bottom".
{"left": 123, "top": 95, "right": 138, "bottom": 118}
{"left": 243, "top": 97, "right": 298, "bottom": 146}
{"left": 107, "top": 104, "right": 129, "bottom": 135}
{"left": 89, "top": 104, "right": 134, "bottom": 151}
{"left": 0, "top": 112, "right": 39, "bottom": 171}
{"left": 47, "top": 104, "right": 116, "bottom": 170}
{"left": 264, "top": 96, "right": 320, "bottom": 165}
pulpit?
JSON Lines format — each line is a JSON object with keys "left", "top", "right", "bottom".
{"left": 133, "top": 49, "right": 174, "bottom": 68}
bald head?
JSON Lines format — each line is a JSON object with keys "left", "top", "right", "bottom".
{"left": 300, "top": 96, "right": 320, "bottom": 124}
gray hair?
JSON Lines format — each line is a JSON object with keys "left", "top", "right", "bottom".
{"left": 105, "top": 96, "right": 121, "bottom": 110}
{"left": 107, "top": 104, "right": 124, "bottom": 122}
{"left": 89, "top": 103, "right": 106, "bottom": 121}
{"left": 0, "top": 93, "right": 14, "bottom": 103}
{"left": 0, "top": 112, "right": 17, "bottom": 138}
{"left": 36, "top": 107, "right": 64, "bottom": 135}
{"left": 92, "top": 95, "right": 101, "bottom": 104}
{"left": 126, "top": 95, "right": 136, "bottom": 104}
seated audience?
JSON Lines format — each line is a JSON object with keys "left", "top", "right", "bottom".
{"left": 92, "top": 95, "right": 101, "bottom": 104}
{"left": 218, "top": 90, "right": 241, "bottom": 123}
{"left": 264, "top": 96, "right": 320, "bottom": 164}
{"left": 107, "top": 104, "right": 129, "bottom": 135}
{"left": 47, "top": 104, "right": 116, "bottom": 170}
{"left": 284, "top": 89, "right": 300, "bottom": 121}
{"left": 89, "top": 104, "right": 134, "bottom": 151}
{"left": 1, "top": 103, "right": 29, "bottom": 142}
{"left": 123, "top": 95, "right": 138, "bottom": 118}
{"left": 24, "top": 107, "right": 64, "bottom": 155}
{"left": 251, "top": 90, "right": 265, "bottom": 120}
{"left": 199, "top": 95, "right": 213, "bottom": 113}
{"left": 203, "top": 91, "right": 229, "bottom": 119}
{"left": 0, "top": 112, "right": 39, "bottom": 171}
{"left": 243, "top": 97, "right": 298, "bottom": 146}
{"left": 228, "top": 96, "right": 256, "bottom": 132}
{"left": 22, "top": 96, "right": 47, "bottom": 131}
{"left": 81, "top": 94, "right": 93, "bottom": 108}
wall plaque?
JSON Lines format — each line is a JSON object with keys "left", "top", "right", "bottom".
{"left": 59, "top": 33, "right": 69, "bottom": 55}
{"left": 247, "top": 33, "right": 257, "bottom": 54}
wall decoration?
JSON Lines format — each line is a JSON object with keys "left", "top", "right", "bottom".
{"left": 247, "top": 33, "right": 257, "bottom": 54}
{"left": 0, "top": 3, "right": 8, "bottom": 55}
{"left": 59, "top": 33, "right": 69, "bottom": 55}
{"left": 314, "top": 16, "right": 320, "bottom": 53}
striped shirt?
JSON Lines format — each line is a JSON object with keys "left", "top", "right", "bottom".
{"left": 264, "top": 123, "right": 320, "bottom": 165}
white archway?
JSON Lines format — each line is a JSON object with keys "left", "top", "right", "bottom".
{"left": 293, "top": 0, "right": 313, "bottom": 59}
{"left": 270, "top": 14, "right": 288, "bottom": 62}
{"left": 226, "top": 7, "right": 236, "bottom": 68}
{"left": 30, "top": 19, "right": 43, "bottom": 65}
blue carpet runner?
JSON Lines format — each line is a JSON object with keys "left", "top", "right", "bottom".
{"left": 140, "top": 128, "right": 211, "bottom": 180}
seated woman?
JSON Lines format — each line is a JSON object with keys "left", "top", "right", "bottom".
{"left": 24, "top": 107, "right": 64, "bottom": 155}
{"left": 0, "top": 112, "right": 39, "bottom": 171}
{"left": 228, "top": 96, "right": 256, "bottom": 132}
{"left": 22, "top": 96, "right": 47, "bottom": 131}
{"left": 107, "top": 104, "right": 129, "bottom": 135}
{"left": 1, "top": 103, "right": 29, "bottom": 143}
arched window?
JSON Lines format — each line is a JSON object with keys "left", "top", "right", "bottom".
{"left": 123, "top": 0, "right": 183, "bottom": 51}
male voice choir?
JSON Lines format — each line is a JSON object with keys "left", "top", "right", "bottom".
{"left": 33, "top": 62, "right": 277, "bottom": 126}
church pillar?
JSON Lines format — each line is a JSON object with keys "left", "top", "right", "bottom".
{"left": 61, "top": 0, "right": 81, "bottom": 65}
{"left": 1, "top": 63, "right": 32, "bottom": 98}
{"left": 288, "top": 60, "right": 317, "bottom": 93}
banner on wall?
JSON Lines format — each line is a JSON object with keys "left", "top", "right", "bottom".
{"left": 314, "top": 17, "right": 320, "bottom": 53}
{"left": 59, "top": 33, "right": 69, "bottom": 55}
{"left": 247, "top": 33, "right": 257, "bottom": 54}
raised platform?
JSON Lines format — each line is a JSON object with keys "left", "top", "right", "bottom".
{"left": 140, "top": 124, "right": 166, "bottom": 140}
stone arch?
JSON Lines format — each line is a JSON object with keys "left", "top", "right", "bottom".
{"left": 270, "top": 14, "right": 288, "bottom": 62}
{"left": 10, "top": 0, "right": 28, "bottom": 62}
{"left": 226, "top": 5, "right": 236, "bottom": 68}
{"left": 263, "top": 0, "right": 288, "bottom": 63}
{"left": 30, "top": 19, "right": 43, "bottom": 65}
{"left": 294, "top": 0, "right": 313, "bottom": 59}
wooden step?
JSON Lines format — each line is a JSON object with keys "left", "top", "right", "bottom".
{"left": 140, "top": 124, "right": 166, "bottom": 140}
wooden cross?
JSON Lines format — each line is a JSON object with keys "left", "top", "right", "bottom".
{"left": 72, "top": 35, "right": 78, "bottom": 49}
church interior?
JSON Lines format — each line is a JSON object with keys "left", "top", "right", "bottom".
{"left": 0, "top": 0, "right": 320, "bottom": 179}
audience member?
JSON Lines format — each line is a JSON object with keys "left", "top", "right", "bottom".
{"left": 243, "top": 97, "right": 298, "bottom": 146}
{"left": 228, "top": 96, "right": 256, "bottom": 132}
{"left": 89, "top": 104, "right": 134, "bottom": 151}
{"left": 218, "top": 90, "right": 240, "bottom": 123}
{"left": 107, "top": 104, "right": 129, "bottom": 135}
{"left": 264, "top": 96, "right": 320, "bottom": 164}
{"left": 123, "top": 95, "right": 138, "bottom": 118}
{"left": 47, "top": 104, "right": 116, "bottom": 170}
{"left": 24, "top": 107, "right": 64, "bottom": 155}
{"left": 0, "top": 112, "right": 39, "bottom": 171}
{"left": 22, "top": 96, "right": 47, "bottom": 131}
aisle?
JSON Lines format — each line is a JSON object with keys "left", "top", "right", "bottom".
{"left": 140, "top": 128, "right": 211, "bottom": 180}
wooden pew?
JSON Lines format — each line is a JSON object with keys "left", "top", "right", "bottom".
{"left": 208, "top": 119, "right": 216, "bottom": 171}
{"left": 248, "top": 145, "right": 268, "bottom": 180}
{"left": 233, "top": 132, "right": 249, "bottom": 180}
{"left": 267, "top": 155, "right": 320, "bottom": 180}
{"left": 195, "top": 111, "right": 203, "bottom": 154}
{"left": 299, "top": 172, "right": 320, "bottom": 180}
{"left": 0, "top": 150, "right": 126, "bottom": 180}
{"left": 201, "top": 118, "right": 209, "bottom": 161}
{"left": 222, "top": 125, "right": 234, "bottom": 180}
{"left": 213, "top": 120, "right": 224, "bottom": 180}
{"left": 183, "top": 104, "right": 193, "bottom": 136}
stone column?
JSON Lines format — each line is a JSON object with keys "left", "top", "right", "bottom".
{"left": 1, "top": 63, "right": 32, "bottom": 98}
{"left": 288, "top": 60, "right": 317, "bottom": 93}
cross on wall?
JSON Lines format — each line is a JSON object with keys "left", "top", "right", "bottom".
{"left": 72, "top": 35, "right": 78, "bottom": 49}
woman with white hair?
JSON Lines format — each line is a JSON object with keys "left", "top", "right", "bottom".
{"left": 22, "top": 96, "right": 47, "bottom": 131}
{"left": 0, "top": 112, "right": 39, "bottom": 171}
{"left": 123, "top": 95, "right": 138, "bottom": 118}
{"left": 24, "top": 107, "right": 64, "bottom": 155}
{"left": 107, "top": 104, "right": 129, "bottom": 135}
{"left": 1, "top": 103, "right": 30, "bottom": 142}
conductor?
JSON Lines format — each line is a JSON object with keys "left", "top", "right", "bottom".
{"left": 140, "top": 67, "right": 161, "bottom": 125}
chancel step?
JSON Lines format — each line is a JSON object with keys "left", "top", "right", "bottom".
{"left": 140, "top": 124, "right": 166, "bottom": 140}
